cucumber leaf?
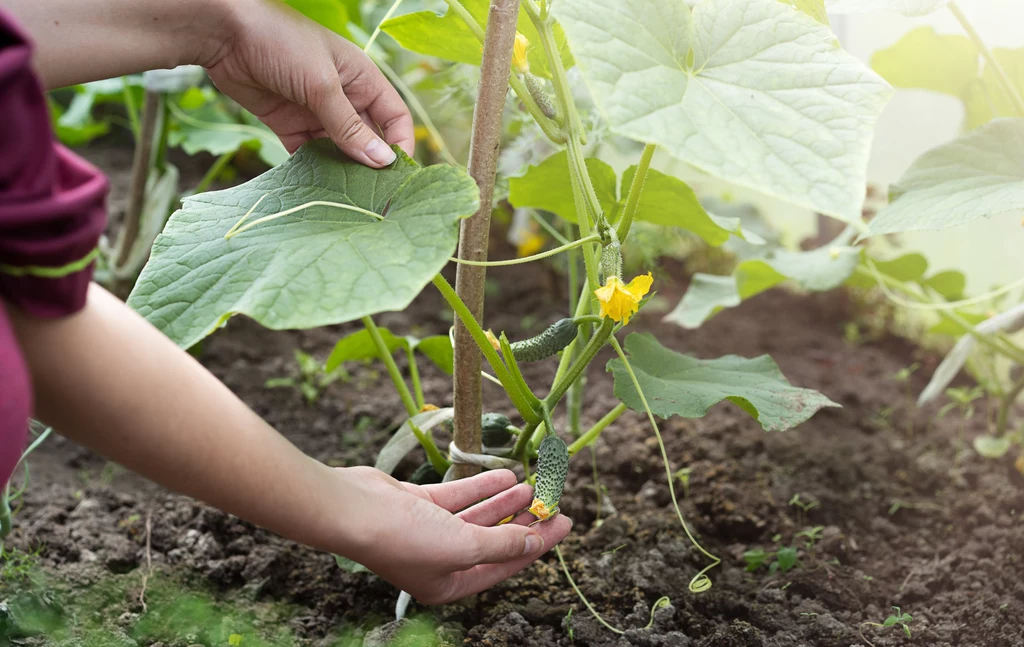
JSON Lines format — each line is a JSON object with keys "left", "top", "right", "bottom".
{"left": 871, "top": 27, "right": 979, "bottom": 99}
{"left": 326, "top": 328, "right": 454, "bottom": 374}
{"left": 554, "top": 0, "right": 891, "bottom": 225}
{"left": 128, "top": 140, "right": 479, "bottom": 349}
{"left": 507, "top": 151, "right": 618, "bottom": 223}
{"left": 868, "top": 119, "right": 1024, "bottom": 236}
{"left": 381, "top": 0, "right": 572, "bottom": 79}
{"left": 609, "top": 333, "right": 839, "bottom": 432}
{"left": 824, "top": 0, "right": 948, "bottom": 14}
{"left": 666, "top": 243, "right": 861, "bottom": 328}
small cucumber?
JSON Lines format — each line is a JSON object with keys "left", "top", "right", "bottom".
{"left": 409, "top": 462, "right": 444, "bottom": 485}
{"left": 530, "top": 434, "right": 569, "bottom": 522}
{"left": 600, "top": 230, "right": 622, "bottom": 283}
{"left": 510, "top": 318, "right": 577, "bottom": 363}
{"left": 481, "top": 412, "right": 515, "bottom": 447}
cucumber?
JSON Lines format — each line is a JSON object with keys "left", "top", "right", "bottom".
{"left": 409, "top": 462, "right": 443, "bottom": 485}
{"left": 510, "top": 318, "right": 577, "bottom": 363}
{"left": 481, "top": 412, "right": 515, "bottom": 446}
{"left": 530, "top": 434, "right": 569, "bottom": 521}
{"left": 525, "top": 73, "right": 557, "bottom": 118}
{"left": 600, "top": 231, "right": 622, "bottom": 283}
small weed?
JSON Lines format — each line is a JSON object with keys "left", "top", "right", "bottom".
{"left": 0, "top": 545, "right": 42, "bottom": 584}
{"left": 859, "top": 606, "right": 913, "bottom": 646}
{"left": 265, "top": 349, "right": 348, "bottom": 405}
{"left": 794, "top": 525, "right": 825, "bottom": 550}
{"left": 673, "top": 467, "right": 692, "bottom": 498}
{"left": 565, "top": 607, "right": 575, "bottom": 643}
{"left": 743, "top": 544, "right": 798, "bottom": 575}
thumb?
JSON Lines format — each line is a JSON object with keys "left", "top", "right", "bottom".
{"left": 307, "top": 76, "right": 397, "bottom": 168}
{"left": 466, "top": 524, "right": 546, "bottom": 566}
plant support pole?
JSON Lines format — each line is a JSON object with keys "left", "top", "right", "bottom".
{"left": 451, "top": 0, "right": 519, "bottom": 479}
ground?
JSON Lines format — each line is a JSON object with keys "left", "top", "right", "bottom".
{"left": 2, "top": 144, "right": 1023, "bottom": 647}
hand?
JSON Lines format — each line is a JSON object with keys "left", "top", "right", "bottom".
{"left": 204, "top": 0, "right": 414, "bottom": 167}
{"left": 335, "top": 467, "right": 572, "bottom": 604}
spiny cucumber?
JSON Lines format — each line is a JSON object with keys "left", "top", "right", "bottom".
{"left": 510, "top": 318, "right": 577, "bottom": 363}
{"left": 530, "top": 434, "right": 569, "bottom": 522}
{"left": 409, "top": 462, "right": 443, "bottom": 485}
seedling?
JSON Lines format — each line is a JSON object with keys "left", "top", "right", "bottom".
{"left": 859, "top": 606, "right": 913, "bottom": 646}
{"left": 794, "top": 526, "right": 825, "bottom": 551}
{"left": 789, "top": 493, "right": 819, "bottom": 526}
{"left": 264, "top": 350, "right": 348, "bottom": 405}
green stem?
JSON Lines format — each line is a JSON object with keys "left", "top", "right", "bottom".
{"left": 193, "top": 151, "right": 234, "bottom": 195}
{"left": 363, "top": 316, "right": 418, "bottom": 418}
{"left": 616, "top": 144, "right": 656, "bottom": 242}
{"left": 363, "top": 0, "right": 405, "bottom": 54}
{"left": 406, "top": 345, "right": 426, "bottom": 410}
{"left": 431, "top": 274, "right": 541, "bottom": 423}
{"left": 949, "top": 1, "right": 1024, "bottom": 117}
{"left": 568, "top": 403, "right": 627, "bottom": 455}
{"left": 441, "top": 0, "right": 563, "bottom": 143}
{"left": 544, "top": 318, "right": 614, "bottom": 411}
{"left": 450, "top": 234, "right": 601, "bottom": 266}
{"left": 409, "top": 421, "right": 450, "bottom": 475}
{"left": 499, "top": 333, "right": 542, "bottom": 409}
{"left": 995, "top": 373, "right": 1024, "bottom": 437}
{"left": 123, "top": 80, "right": 140, "bottom": 141}
{"left": 533, "top": 210, "right": 571, "bottom": 246}
{"left": 608, "top": 336, "right": 720, "bottom": 592}
{"left": 567, "top": 139, "right": 602, "bottom": 291}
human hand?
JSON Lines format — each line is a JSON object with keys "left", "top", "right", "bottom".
{"left": 333, "top": 467, "right": 572, "bottom": 604}
{"left": 203, "top": 0, "right": 414, "bottom": 167}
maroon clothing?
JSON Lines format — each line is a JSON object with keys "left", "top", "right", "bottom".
{"left": 0, "top": 9, "right": 108, "bottom": 486}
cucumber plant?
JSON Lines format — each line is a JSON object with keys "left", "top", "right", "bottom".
{"left": 122, "top": 0, "right": 1001, "bottom": 628}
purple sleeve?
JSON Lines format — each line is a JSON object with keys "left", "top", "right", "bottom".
{"left": 0, "top": 9, "right": 109, "bottom": 486}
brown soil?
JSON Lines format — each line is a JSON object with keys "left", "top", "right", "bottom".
{"left": 3, "top": 142, "right": 1023, "bottom": 647}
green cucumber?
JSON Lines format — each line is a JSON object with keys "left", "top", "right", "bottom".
{"left": 510, "top": 318, "right": 577, "bottom": 363}
{"left": 530, "top": 434, "right": 569, "bottom": 521}
{"left": 409, "top": 462, "right": 443, "bottom": 485}
{"left": 481, "top": 412, "right": 515, "bottom": 446}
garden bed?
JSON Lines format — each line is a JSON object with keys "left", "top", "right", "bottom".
{"left": 4, "top": 177, "right": 1023, "bottom": 646}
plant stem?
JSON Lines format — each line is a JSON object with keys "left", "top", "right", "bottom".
{"left": 433, "top": 274, "right": 541, "bottom": 424}
{"left": 451, "top": 0, "right": 521, "bottom": 479}
{"left": 122, "top": 79, "right": 140, "bottom": 141}
{"left": 406, "top": 345, "right": 426, "bottom": 410}
{"left": 568, "top": 403, "right": 627, "bottom": 455}
{"left": 363, "top": 0, "right": 405, "bottom": 54}
{"left": 409, "top": 421, "right": 450, "bottom": 475}
{"left": 192, "top": 151, "right": 235, "bottom": 195}
{"left": 949, "top": 1, "right": 1024, "bottom": 117}
{"left": 111, "top": 90, "right": 162, "bottom": 298}
{"left": 995, "top": 373, "right": 1024, "bottom": 437}
{"left": 617, "top": 144, "right": 657, "bottom": 242}
{"left": 544, "top": 317, "right": 614, "bottom": 411}
{"left": 499, "top": 334, "right": 542, "bottom": 410}
{"left": 363, "top": 316, "right": 418, "bottom": 418}
{"left": 449, "top": 234, "right": 602, "bottom": 266}
{"left": 441, "top": 0, "right": 563, "bottom": 143}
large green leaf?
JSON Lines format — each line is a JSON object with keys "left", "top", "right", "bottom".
{"left": 170, "top": 99, "right": 289, "bottom": 167}
{"left": 554, "top": 0, "right": 891, "bottom": 225}
{"left": 382, "top": 0, "right": 572, "bottom": 79}
{"left": 128, "top": 140, "right": 479, "bottom": 349}
{"left": 507, "top": 151, "right": 618, "bottom": 223}
{"left": 325, "top": 327, "right": 454, "bottom": 374}
{"left": 824, "top": 0, "right": 947, "bottom": 14}
{"left": 286, "top": 0, "right": 357, "bottom": 39}
{"left": 868, "top": 118, "right": 1024, "bottom": 236}
{"left": 507, "top": 151, "right": 742, "bottom": 245}
{"left": 779, "top": 0, "right": 830, "bottom": 25}
{"left": 963, "top": 47, "right": 1024, "bottom": 130}
{"left": 871, "top": 27, "right": 978, "bottom": 99}
{"left": 666, "top": 244, "right": 861, "bottom": 328}
{"left": 608, "top": 333, "right": 839, "bottom": 431}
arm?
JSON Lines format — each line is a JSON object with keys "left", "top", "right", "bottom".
{"left": 6, "top": 285, "right": 571, "bottom": 603}
{"left": 2, "top": 0, "right": 413, "bottom": 166}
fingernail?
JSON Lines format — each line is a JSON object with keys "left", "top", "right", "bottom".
{"left": 523, "top": 533, "right": 544, "bottom": 556}
{"left": 365, "top": 138, "right": 397, "bottom": 166}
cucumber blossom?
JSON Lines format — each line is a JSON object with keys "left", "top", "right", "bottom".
{"left": 530, "top": 434, "right": 569, "bottom": 522}
{"left": 481, "top": 412, "right": 515, "bottom": 446}
{"left": 510, "top": 318, "right": 577, "bottom": 362}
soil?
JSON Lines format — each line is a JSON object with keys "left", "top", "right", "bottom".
{"left": 3, "top": 142, "right": 1024, "bottom": 647}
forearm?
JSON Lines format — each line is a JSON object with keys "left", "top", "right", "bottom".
{"left": 1, "top": 0, "right": 236, "bottom": 89}
{"left": 6, "top": 284, "right": 351, "bottom": 552}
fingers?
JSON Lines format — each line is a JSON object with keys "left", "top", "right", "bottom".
{"left": 420, "top": 469, "right": 518, "bottom": 512}
{"left": 338, "top": 48, "right": 415, "bottom": 158}
{"left": 438, "top": 515, "right": 573, "bottom": 603}
{"left": 305, "top": 71, "right": 397, "bottom": 168}
{"left": 458, "top": 483, "right": 534, "bottom": 526}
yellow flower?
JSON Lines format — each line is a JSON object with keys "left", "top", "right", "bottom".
{"left": 413, "top": 125, "right": 440, "bottom": 154}
{"left": 513, "top": 32, "right": 530, "bottom": 73}
{"left": 529, "top": 498, "right": 554, "bottom": 521}
{"left": 484, "top": 329, "right": 502, "bottom": 350}
{"left": 516, "top": 231, "right": 545, "bottom": 258}
{"left": 594, "top": 273, "right": 653, "bottom": 325}
{"left": 419, "top": 403, "right": 440, "bottom": 413}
